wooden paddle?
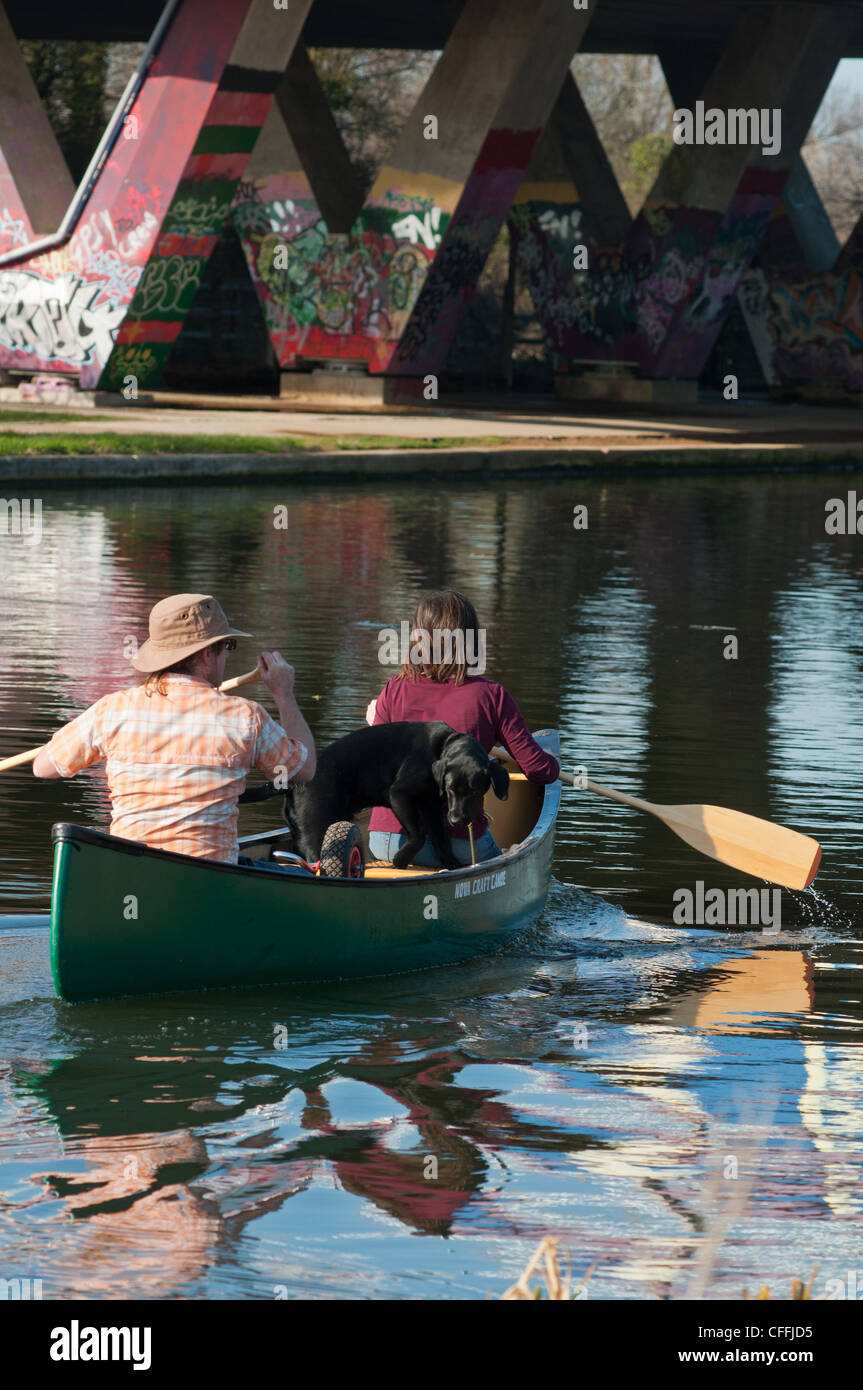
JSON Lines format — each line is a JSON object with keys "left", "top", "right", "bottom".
{"left": 558, "top": 769, "right": 821, "bottom": 891}
{"left": 0, "top": 666, "right": 262, "bottom": 775}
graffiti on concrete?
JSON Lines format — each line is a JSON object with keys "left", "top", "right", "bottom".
{"left": 511, "top": 200, "right": 643, "bottom": 363}
{"left": 233, "top": 186, "right": 437, "bottom": 367}
{"left": 737, "top": 250, "right": 863, "bottom": 392}
{"left": 0, "top": 181, "right": 165, "bottom": 382}
{"left": 512, "top": 170, "right": 784, "bottom": 378}
{"left": 0, "top": 268, "right": 124, "bottom": 365}
{"left": 0, "top": 207, "right": 29, "bottom": 255}
{"left": 101, "top": 180, "right": 236, "bottom": 390}
{"left": 771, "top": 272, "right": 863, "bottom": 387}
{"left": 390, "top": 206, "right": 443, "bottom": 249}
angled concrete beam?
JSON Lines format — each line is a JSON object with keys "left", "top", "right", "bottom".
{"left": 270, "top": 42, "right": 363, "bottom": 234}
{"left": 509, "top": 69, "right": 633, "bottom": 368}
{"left": 231, "top": 40, "right": 366, "bottom": 365}
{"left": 0, "top": 0, "right": 313, "bottom": 389}
{"left": 0, "top": 2, "right": 74, "bottom": 246}
{"left": 543, "top": 6, "right": 848, "bottom": 377}
{"left": 100, "top": 0, "right": 313, "bottom": 391}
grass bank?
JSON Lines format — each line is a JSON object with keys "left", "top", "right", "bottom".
{"left": 0, "top": 431, "right": 511, "bottom": 456}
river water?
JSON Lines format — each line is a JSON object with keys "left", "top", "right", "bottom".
{"left": 1, "top": 472, "right": 862, "bottom": 1299}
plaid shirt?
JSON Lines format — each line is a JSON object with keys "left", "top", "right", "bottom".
{"left": 46, "top": 673, "right": 307, "bottom": 863}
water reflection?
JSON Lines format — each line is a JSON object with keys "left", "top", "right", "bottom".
{"left": 2, "top": 916, "right": 861, "bottom": 1298}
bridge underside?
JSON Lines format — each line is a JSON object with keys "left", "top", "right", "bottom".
{"left": 0, "top": 0, "right": 860, "bottom": 401}
{"left": 8, "top": 0, "right": 863, "bottom": 53}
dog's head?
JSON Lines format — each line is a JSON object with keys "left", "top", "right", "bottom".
{"left": 432, "top": 734, "right": 509, "bottom": 829}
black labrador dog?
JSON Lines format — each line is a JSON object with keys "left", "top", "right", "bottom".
{"left": 240, "top": 720, "right": 509, "bottom": 870}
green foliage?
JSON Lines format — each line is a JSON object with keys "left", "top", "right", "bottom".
{"left": 629, "top": 132, "right": 674, "bottom": 187}
{"left": 20, "top": 41, "right": 109, "bottom": 184}
{"left": 307, "top": 48, "right": 435, "bottom": 194}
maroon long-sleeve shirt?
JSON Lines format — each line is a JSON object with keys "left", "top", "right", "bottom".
{"left": 369, "top": 674, "right": 559, "bottom": 839}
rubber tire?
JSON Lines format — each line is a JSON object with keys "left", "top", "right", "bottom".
{"left": 319, "top": 821, "right": 365, "bottom": 879}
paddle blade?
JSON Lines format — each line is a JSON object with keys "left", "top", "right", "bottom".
{"left": 657, "top": 803, "right": 821, "bottom": 891}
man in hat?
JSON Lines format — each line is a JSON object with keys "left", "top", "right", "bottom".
{"left": 33, "top": 593, "right": 316, "bottom": 864}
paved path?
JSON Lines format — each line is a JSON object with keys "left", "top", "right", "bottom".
{"left": 1, "top": 394, "right": 862, "bottom": 452}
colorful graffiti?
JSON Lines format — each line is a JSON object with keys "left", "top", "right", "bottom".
{"left": 0, "top": 267, "right": 124, "bottom": 364}
{"left": 514, "top": 170, "right": 792, "bottom": 378}
{"left": 233, "top": 185, "right": 442, "bottom": 369}
{"left": 0, "top": 206, "right": 29, "bottom": 256}
{"left": 101, "top": 184, "right": 231, "bottom": 392}
{"left": 0, "top": 187, "right": 166, "bottom": 382}
{"left": 101, "top": 73, "right": 296, "bottom": 393}
{"left": 655, "top": 195, "right": 776, "bottom": 376}
{"left": 751, "top": 270, "right": 863, "bottom": 390}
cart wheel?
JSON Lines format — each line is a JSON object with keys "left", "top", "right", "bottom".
{"left": 319, "top": 822, "right": 365, "bottom": 879}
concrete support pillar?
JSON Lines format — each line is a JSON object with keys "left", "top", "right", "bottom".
{"left": 654, "top": 5, "right": 848, "bottom": 379}
{"left": 508, "top": 70, "right": 632, "bottom": 370}
{"left": 661, "top": 40, "right": 839, "bottom": 298}
{"left": 559, "top": 5, "right": 848, "bottom": 380}
{"left": 740, "top": 195, "right": 863, "bottom": 397}
{"left": 777, "top": 159, "right": 841, "bottom": 276}
{"left": 101, "top": 0, "right": 313, "bottom": 392}
{"left": 269, "top": 42, "right": 363, "bottom": 234}
{"left": 661, "top": 34, "right": 836, "bottom": 390}
{"left": 1, "top": 0, "right": 264, "bottom": 387}
{"left": 540, "top": 7, "right": 836, "bottom": 379}
{"left": 230, "top": 40, "right": 365, "bottom": 370}
{"left": 0, "top": 2, "right": 74, "bottom": 248}
{"left": 389, "top": 0, "right": 594, "bottom": 377}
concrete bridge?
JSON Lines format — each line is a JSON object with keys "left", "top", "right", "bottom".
{"left": 0, "top": 0, "right": 861, "bottom": 403}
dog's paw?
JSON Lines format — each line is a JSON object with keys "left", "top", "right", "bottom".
{"left": 392, "top": 847, "right": 414, "bottom": 870}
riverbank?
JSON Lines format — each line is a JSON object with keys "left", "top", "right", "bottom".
{"left": 0, "top": 443, "right": 861, "bottom": 485}
{"left": 0, "top": 397, "right": 860, "bottom": 481}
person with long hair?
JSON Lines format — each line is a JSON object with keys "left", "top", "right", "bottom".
{"left": 367, "top": 590, "right": 559, "bottom": 867}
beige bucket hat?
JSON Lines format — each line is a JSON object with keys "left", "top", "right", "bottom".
{"left": 131, "top": 593, "right": 251, "bottom": 673}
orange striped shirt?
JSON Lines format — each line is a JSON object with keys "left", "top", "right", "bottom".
{"left": 46, "top": 673, "right": 307, "bottom": 862}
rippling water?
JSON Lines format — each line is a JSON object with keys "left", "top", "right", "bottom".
{"left": 1, "top": 474, "right": 862, "bottom": 1299}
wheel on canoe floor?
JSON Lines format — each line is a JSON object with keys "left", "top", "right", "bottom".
{"left": 319, "top": 821, "right": 365, "bottom": 879}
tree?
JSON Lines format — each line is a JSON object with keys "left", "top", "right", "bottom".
{"left": 571, "top": 54, "right": 673, "bottom": 212}
{"left": 20, "top": 42, "right": 109, "bottom": 185}
{"left": 308, "top": 48, "right": 436, "bottom": 195}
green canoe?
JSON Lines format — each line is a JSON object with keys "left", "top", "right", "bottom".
{"left": 49, "top": 731, "right": 560, "bottom": 1002}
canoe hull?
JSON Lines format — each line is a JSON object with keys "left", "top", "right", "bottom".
{"left": 50, "top": 734, "right": 560, "bottom": 1002}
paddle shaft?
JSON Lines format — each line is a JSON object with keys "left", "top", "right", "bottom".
{"left": 0, "top": 666, "right": 261, "bottom": 774}
{"left": 559, "top": 769, "right": 652, "bottom": 813}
